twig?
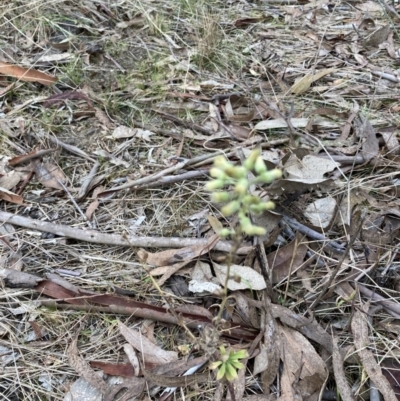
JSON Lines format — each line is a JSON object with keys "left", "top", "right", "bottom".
{"left": 136, "top": 169, "right": 209, "bottom": 190}
{"left": 56, "top": 179, "right": 93, "bottom": 228}
{"left": 355, "top": 283, "right": 400, "bottom": 318}
{"left": 281, "top": 214, "right": 345, "bottom": 253}
{"left": 8, "top": 148, "right": 56, "bottom": 166}
{"left": 152, "top": 109, "right": 214, "bottom": 136}
{"left": 36, "top": 132, "right": 96, "bottom": 162}
{"left": 308, "top": 214, "right": 364, "bottom": 311}
{"left": 100, "top": 161, "right": 188, "bottom": 194}
{"left": 0, "top": 211, "right": 252, "bottom": 254}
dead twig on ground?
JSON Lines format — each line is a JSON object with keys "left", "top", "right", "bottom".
{"left": 0, "top": 211, "right": 252, "bottom": 254}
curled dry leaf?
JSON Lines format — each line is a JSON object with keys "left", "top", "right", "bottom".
{"left": 8, "top": 149, "right": 55, "bottom": 167}
{"left": 138, "top": 234, "right": 219, "bottom": 266}
{"left": 189, "top": 260, "right": 222, "bottom": 295}
{"left": 0, "top": 61, "right": 56, "bottom": 86}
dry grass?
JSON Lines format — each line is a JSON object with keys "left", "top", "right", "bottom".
{"left": 1, "top": 0, "right": 400, "bottom": 400}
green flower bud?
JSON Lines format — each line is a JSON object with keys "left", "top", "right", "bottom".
{"left": 205, "top": 179, "right": 225, "bottom": 190}
{"left": 250, "top": 201, "right": 275, "bottom": 213}
{"left": 234, "top": 178, "right": 248, "bottom": 195}
{"left": 243, "top": 149, "right": 260, "bottom": 171}
{"left": 239, "top": 215, "right": 252, "bottom": 228}
{"left": 210, "top": 167, "right": 226, "bottom": 179}
{"left": 218, "top": 228, "right": 235, "bottom": 238}
{"left": 254, "top": 156, "right": 267, "bottom": 174}
{"left": 211, "top": 192, "right": 232, "bottom": 203}
{"left": 214, "top": 156, "right": 232, "bottom": 170}
{"left": 224, "top": 166, "right": 247, "bottom": 179}
{"left": 257, "top": 169, "right": 282, "bottom": 183}
{"left": 243, "top": 225, "right": 266, "bottom": 236}
{"left": 221, "top": 201, "right": 241, "bottom": 217}
{"left": 242, "top": 195, "right": 260, "bottom": 205}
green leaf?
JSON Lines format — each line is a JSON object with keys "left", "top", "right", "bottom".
{"left": 232, "top": 349, "right": 248, "bottom": 359}
{"left": 209, "top": 361, "right": 222, "bottom": 370}
{"left": 216, "top": 363, "right": 226, "bottom": 380}
{"left": 225, "top": 363, "right": 238, "bottom": 381}
{"left": 229, "top": 360, "right": 244, "bottom": 370}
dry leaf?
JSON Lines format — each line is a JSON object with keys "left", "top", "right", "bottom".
{"left": 112, "top": 126, "right": 136, "bottom": 139}
{"left": 254, "top": 118, "right": 308, "bottom": 131}
{"left": 118, "top": 321, "right": 178, "bottom": 365}
{"left": 351, "top": 304, "right": 397, "bottom": 401}
{"left": 285, "top": 154, "right": 340, "bottom": 183}
{"left": 380, "top": 131, "right": 400, "bottom": 154}
{"left": 138, "top": 234, "right": 219, "bottom": 266}
{"left": 188, "top": 260, "right": 222, "bottom": 294}
{"left": 267, "top": 234, "right": 308, "bottom": 284}
{"left": 332, "top": 336, "right": 355, "bottom": 401}
{"left": 67, "top": 337, "right": 108, "bottom": 394}
{"left": 354, "top": 115, "right": 379, "bottom": 162}
{"left": 213, "top": 262, "right": 267, "bottom": 290}
{"left": 89, "top": 361, "right": 136, "bottom": 377}
{"left": 362, "top": 24, "right": 391, "bottom": 48}
{"left": 207, "top": 214, "right": 224, "bottom": 234}
{"left": 0, "top": 61, "right": 56, "bottom": 86}
{"left": 86, "top": 199, "right": 99, "bottom": 220}
{"left": 8, "top": 149, "right": 55, "bottom": 167}
{"left": 43, "top": 90, "right": 92, "bottom": 108}
{"left": 123, "top": 344, "right": 140, "bottom": 376}
{"left": 279, "top": 324, "right": 327, "bottom": 400}
{"left": 34, "top": 162, "right": 66, "bottom": 190}
{"left": 290, "top": 68, "right": 337, "bottom": 94}
{"left": 257, "top": 308, "right": 280, "bottom": 390}
{"left": 304, "top": 197, "right": 337, "bottom": 228}
{"left": 0, "top": 186, "right": 23, "bottom": 205}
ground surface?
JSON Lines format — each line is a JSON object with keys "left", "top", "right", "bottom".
{"left": 1, "top": 0, "right": 400, "bottom": 400}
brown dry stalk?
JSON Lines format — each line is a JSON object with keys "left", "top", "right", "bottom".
{"left": 0, "top": 211, "right": 252, "bottom": 254}
{"left": 351, "top": 302, "right": 397, "bottom": 401}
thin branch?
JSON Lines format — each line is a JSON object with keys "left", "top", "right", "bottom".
{"left": 0, "top": 211, "right": 252, "bottom": 254}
